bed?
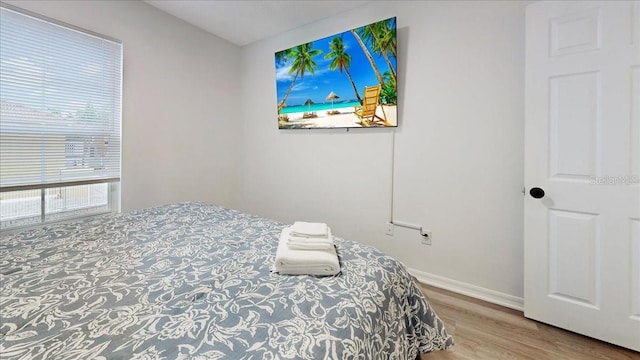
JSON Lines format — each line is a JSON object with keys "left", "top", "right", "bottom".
{"left": 0, "top": 202, "right": 453, "bottom": 359}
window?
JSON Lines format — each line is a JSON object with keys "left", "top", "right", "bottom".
{"left": 0, "top": 5, "right": 122, "bottom": 230}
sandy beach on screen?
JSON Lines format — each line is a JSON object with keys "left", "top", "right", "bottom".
{"left": 280, "top": 105, "right": 397, "bottom": 129}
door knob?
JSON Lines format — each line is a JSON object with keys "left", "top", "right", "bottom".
{"left": 529, "top": 187, "right": 545, "bottom": 199}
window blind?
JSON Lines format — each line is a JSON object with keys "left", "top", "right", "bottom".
{"left": 0, "top": 5, "right": 122, "bottom": 192}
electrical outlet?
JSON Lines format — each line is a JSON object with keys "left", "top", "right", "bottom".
{"left": 385, "top": 222, "right": 394, "bottom": 236}
{"left": 421, "top": 231, "right": 432, "bottom": 245}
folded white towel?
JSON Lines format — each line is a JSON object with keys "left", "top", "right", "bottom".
{"left": 290, "top": 221, "right": 328, "bottom": 237}
{"left": 275, "top": 228, "right": 340, "bottom": 276}
{"left": 287, "top": 227, "right": 334, "bottom": 250}
{"left": 287, "top": 240, "right": 332, "bottom": 251}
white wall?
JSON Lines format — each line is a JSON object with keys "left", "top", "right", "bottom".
{"left": 6, "top": 0, "right": 242, "bottom": 211}
{"left": 239, "top": 1, "right": 526, "bottom": 299}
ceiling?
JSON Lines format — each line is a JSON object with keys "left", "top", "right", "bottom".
{"left": 144, "top": 1, "right": 371, "bottom": 47}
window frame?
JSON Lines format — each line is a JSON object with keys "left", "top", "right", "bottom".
{"left": 0, "top": 3, "right": 122, "bottom": 231}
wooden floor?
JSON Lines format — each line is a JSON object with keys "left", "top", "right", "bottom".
{"left": 418, "top": 284, "right": 639, "bottom": 360}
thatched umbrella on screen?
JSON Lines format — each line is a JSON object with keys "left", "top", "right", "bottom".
{"left": 326, "top": 91, "right": 340, "bottom": 115}
{"left": 326, "top": 91, "right": 340, "bottom": 110}
{"left": 304, "top": 99, "right": 314, "bottom": 112}
{"left": 302, "top": 99, "right": 317, "bottom": 118}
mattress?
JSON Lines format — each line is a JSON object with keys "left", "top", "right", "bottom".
{"left": 0, "top": 202, "right": 453, "bottom": 359}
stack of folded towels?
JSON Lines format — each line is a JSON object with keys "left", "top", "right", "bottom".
{"left": 274, "top": 221, "right": 340, "bottom": 276}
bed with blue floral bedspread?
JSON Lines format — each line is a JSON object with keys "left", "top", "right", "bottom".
{"left": 0, "top": 202, "right": 453, "bottom": 359}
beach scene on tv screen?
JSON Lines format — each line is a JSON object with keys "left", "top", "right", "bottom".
{"left": 275, "top": 17, "right": 397, "bottom": 129}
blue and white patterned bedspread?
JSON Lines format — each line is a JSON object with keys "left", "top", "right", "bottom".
{"left": 0, "top": 202, "right": 453, "bottom": 359}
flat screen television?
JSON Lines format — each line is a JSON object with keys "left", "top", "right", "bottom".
{"left": 275, "top": 17, "right": 397, "bottom": 130}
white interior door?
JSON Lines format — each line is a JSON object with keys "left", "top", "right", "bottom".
{"left": 524, "top": 1, "right": 640, "bottom": 351}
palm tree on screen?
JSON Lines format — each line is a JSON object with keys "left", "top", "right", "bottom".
{"left": 361, "top": 19, "right": 396, "bottom": 82}
{"left": 275, "top": 48, "right": 292, "bottom": 67}
{"left": 351, "top": 29, "right": 384, "bottom": 85}
{"left": 325, "top": 36, "right": 362, "bottom": 104}
{"left": 278, "top": 43, "right": 322, "bottom": 111}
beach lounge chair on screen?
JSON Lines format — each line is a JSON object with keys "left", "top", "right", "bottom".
{"left": 353, "top": 85, "right": 388, "bottom": 127}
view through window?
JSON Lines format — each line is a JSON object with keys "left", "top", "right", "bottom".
{"left": 0, "top": 5, "right": 122, "bottom": 229}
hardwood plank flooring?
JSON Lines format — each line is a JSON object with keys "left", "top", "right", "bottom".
{"left": 419, "top": 284, "right": 639, "bottom": 360}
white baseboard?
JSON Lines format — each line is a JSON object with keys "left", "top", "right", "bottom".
{"left": 408, "top": 268, "right": 524, "bottom": 312}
